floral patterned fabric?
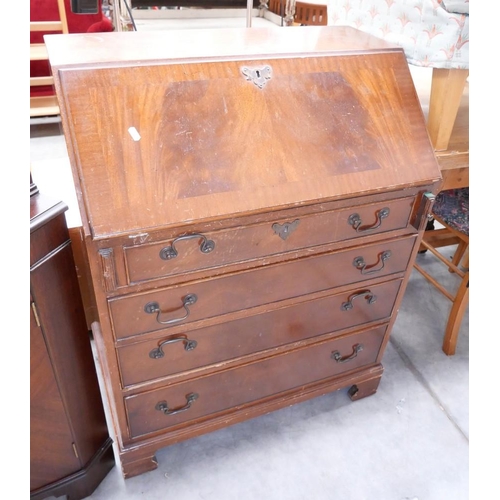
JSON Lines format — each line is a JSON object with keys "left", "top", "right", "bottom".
{"left": 432, "top": 188, "right": 469, "bottom": 236}
{"left": 326, "top": 0, "right": 469, "bottom": 69}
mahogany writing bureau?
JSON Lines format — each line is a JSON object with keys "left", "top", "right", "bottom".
{"left": 45, "top": 26, "right": 442, "bottom": 478}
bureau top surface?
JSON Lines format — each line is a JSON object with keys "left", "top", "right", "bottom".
{"left": 45, "top": 26, "right": 441, "bottom": 240}
{"left": 45, "top": 26, "right": 399, "bottom": 67}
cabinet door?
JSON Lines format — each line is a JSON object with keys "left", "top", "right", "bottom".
{"left": 30, "top": 299, "right": 80, "bottom": 490}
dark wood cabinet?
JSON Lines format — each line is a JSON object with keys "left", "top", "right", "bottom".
{"left": 45, "top": 26, "right": 442, "bottom": 479}
{"left": 30, "top": 192, "right": 114, "bottom": 500}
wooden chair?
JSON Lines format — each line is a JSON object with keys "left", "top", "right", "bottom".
{"left": 294, "top": 1, "right": 327, "bottom": 25}
{"left": 414, "top": 188, "right": 469, "bottom": 355}
{"left": 268, "top": 0, "right": 285, "bottom": 17}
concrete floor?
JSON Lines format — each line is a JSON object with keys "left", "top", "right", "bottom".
{"left": 30, "top": 11, "right": 472, "bottom": 500}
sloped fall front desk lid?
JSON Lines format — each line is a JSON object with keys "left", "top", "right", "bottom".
{"left": 45, "top": 26, "right": 441, "bottom": 240}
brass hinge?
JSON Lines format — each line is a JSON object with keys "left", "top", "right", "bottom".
{"left": 72, "top": 443, "right": 79, "bottom": 459}
{"left": 31, "top": 301, "right": 40, "bottom": 327}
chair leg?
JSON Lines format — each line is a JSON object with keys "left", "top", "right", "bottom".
{"left": 459, "top": 246, "right": 469, "bottom": 271}
{"left": 427, "top": 68, "right": 469, "bottom": 151}
{"left": 451, "top": 241, "right": 468, "bottom": 269}
{"left": 442, "top": 271, "right": 469, "bottom": 355}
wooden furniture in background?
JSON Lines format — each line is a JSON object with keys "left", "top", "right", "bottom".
{"left": 414, "top": 188, "right": 469, "bottom": 355}
{"left": 267, "top": 0, "right": 327, "bottom": 26}
{"left": 30, "top": 189, "right": 114, "bottom": 499}
{"left": 46, "top": 26, "right": 442, "bottom": 479}
{"left": 267, "top": 0, "right": 283, "bottom": 15}
{"left": 434, "top": 78, "right": 469, "bottom": 192}
{"left": 427, "top": 68, "right": 469, "bottom": 153}
{"left": 413, "top": 88, "right": 469, "bottom": 350}
{"left": 420, "top": 78, "right": 468, "bottom": 253}
{"left": 293, "top": 1, "right": 327, "bottom": 25}
{"left": 30, "top": 0, "right": 68, "bottom": 118}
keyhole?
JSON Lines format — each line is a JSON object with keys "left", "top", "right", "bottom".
{"left": 255, "top": 70, "right": 261, "bottom": 78}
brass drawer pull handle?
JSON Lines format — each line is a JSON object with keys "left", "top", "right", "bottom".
{"left": 144, "top": 294, "right": 197, "bottom": 325}
{"left": 149, "top": 336, "right": 198, "bottom": 359}
{"left": 331, "top": 344, "right": 363, "bottom": 363}
{"left": 155, "top": 393, "right": 199, "bottom": 416}
{"left": 348, "top": 207, "right": 390, "bottom": 233}
{"left": 159, "top": 234, "right": 215, "bottom": 260}
{"left": 341, "top": 290, "right": 377, "bottom": 311}
{"left": 353, "top": 250, "right": 392, "bottom": 275}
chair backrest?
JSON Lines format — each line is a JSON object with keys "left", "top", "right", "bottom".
{"left": 294, "top": 1, "right": 327, "bottom": 25}
{"left": 268, "top": 0, "right": 285, "bottom": 16}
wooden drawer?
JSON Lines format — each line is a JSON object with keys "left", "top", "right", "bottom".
{"left": 110, "top": 236, "right": 415, "bottom": 339}
{"left": 123, "top": 197, "right": 415, "bottom": 284}
{"left": 125, "top": 324, "right": 387, "bottom": 438}
{"left": 118, "top": 279, "right": 402, "bottom": 387}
